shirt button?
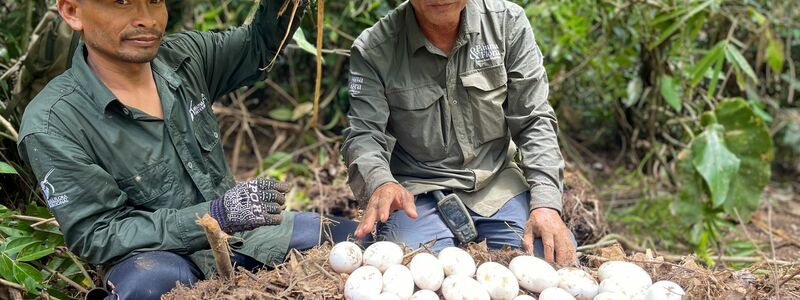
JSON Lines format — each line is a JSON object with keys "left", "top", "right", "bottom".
{"left": 452, "top": 99, "right": 458, "bottom": 104}
{"left": 122, "top": 108, "right": 130, "bottom": 115}
{"left": 134, "top": 176, "right": 142, "bottom": 182}
{"left": 187, "top": 162, "right": 194, "bottom": 169}
{"left": 213, "top": 132, "right": 219, "bottom": 139}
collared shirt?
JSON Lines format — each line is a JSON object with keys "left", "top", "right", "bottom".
{"left": 17, "top": 1, "right": 300, "bottom": 270}
{"left": 342, "top": 0, "right": 564, "bottom": 216}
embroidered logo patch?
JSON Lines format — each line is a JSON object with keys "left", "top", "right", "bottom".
{"left": 469, "top": 44, "right": 501, "bottom": 63}
{"left": 41, "top": 169, "right": 69, "bottom": 208}
{"left": 189, "top": 94, "right": 208, "bottom": 121}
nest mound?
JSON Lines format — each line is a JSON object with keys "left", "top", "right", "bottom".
{"left": 164, "top": 241, "right": 799, "bottom": 299}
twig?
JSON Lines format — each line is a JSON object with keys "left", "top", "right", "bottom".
{"left": 214, "top": 106, "right": 302, "bottom": 130}
{"left": 196, "top": 214, "right": 234, "bottom": 280}
{"left": 779, "top": 267, "right": 800, "bottom": 286}
{"left": 264, "top": 79, "right": 298, "bottom": 105}
{"left": 31, "top": 218, "right": 58, "bottom": 227}
{"left": 310, "top": 0, "right": 325, "bottom": 128}
{"left": 10, "top": 215, "right": 58, "bottom": 226}
{"left": 42, "top": 266, "right": 89, "bottom": 294}
{"left": 286, "top": 44, "right": 350, "bottom": 57}
{"left": 237, "top": 266, "right": 259, "bottom": 282}
{"left": 0, "top": 278, "right": 25, "bottom": 292}
{"left": 65, "top": 250, "right": 95, "bottom": 289}
{"left": 312, "top": 262, "right": 337, "bottom": 282}
{"left": 576, "top": 239, "right": 620, "bottom": 252}
{"left": 767, "top": 203, "right": 782, "bottom": 299}
{"left": 262, "top": 0, "right": 300, "bottom": 71}
{"left": 0, "top": 115, "right": 18, "bottom": 141}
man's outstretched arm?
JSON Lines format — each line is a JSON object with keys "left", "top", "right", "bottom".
{"left": 164, "top": 0, "right": 306, "bottom": 101}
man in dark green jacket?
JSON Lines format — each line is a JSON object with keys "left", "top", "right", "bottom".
{"left": 17, "top": 0, "right": 352, "bottom": 299}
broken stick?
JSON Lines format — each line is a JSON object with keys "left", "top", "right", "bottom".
{"left": 197, "top": 214, "right": 234, "bottom": 280}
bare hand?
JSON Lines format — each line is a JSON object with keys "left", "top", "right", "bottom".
{"left": 523, "top": 208, "right": 576, "bottom": 266}
{"left": 355, "top": 182, "right": 417, "bottom": 238}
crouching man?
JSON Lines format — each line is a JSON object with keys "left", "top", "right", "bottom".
{"left": 17, "top": 0, "right": 355, "bottom": 299}
{"left": 343, "top": 0, "right": 577, "bottom": 265}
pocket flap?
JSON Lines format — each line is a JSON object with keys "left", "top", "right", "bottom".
{"left": 460, "top": 65, "right": 508, "bottom": 91}
{"left": 387, "top": 84, "right": 444, "bottom": 110}
{"left": 119, "top": 160, "right": 174, "bottom": 205}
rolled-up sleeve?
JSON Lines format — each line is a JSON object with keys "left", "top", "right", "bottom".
{"left": 503, "top": 9, "right": 565, "bottom": 213}
{"left": 341, "top": 45, "right": 397, "bottom": 202}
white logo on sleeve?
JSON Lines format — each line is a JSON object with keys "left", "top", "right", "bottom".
{"left": 349, "top": 76, "right": 364, "bottom": 96}
{"left": 41, "top": 168, "right": 69, "bottom": 208}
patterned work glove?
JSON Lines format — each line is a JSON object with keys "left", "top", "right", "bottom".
{"left": 209, "top": 178, "right": 290, "bottom": 234}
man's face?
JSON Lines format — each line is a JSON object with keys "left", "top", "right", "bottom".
{"left": 61, "top": 0, "right": 168, "bottom": 64}
{"left": 410, "top": 0, "right": 469, "bottom": 28}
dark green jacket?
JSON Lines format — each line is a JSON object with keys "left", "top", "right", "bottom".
{"left": 17, "top": 1, "right": 301, "bottom": 275}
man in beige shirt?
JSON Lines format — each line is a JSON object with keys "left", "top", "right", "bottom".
{"left": 342, "top": 0, "right": 576, "bottom": 265}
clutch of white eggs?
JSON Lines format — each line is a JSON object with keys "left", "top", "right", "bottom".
{"left": 329, "top": 241, "right": 686, "bottom": 300}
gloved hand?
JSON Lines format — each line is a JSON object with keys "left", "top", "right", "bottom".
{"left": 209, "top": 178, "right": 290, "bottom": 234}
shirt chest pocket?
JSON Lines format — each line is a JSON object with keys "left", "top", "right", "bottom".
{"left": 119, "top": 160, "right": 176, "bottom": 208}
{"left": 460, "top": 64, "right": 508, "bottom": 144}
{"left": 191, "top": 105, "right": 220, "bottom": 153}
{"left": 386, "top": 85, "right": 447, "bottom": 162}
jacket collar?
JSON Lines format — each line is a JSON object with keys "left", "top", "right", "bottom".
{"left": 70, "top": 42, "right": 189, "bottom": 112}
{"left": 406, "top": 0, "right": 482, "bottom": 54}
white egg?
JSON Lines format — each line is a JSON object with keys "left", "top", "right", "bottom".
{"left": 556, "top": 267, "right": 599, "bottom": 300}
{"left": 441, "top": 275, "right": 491, "bottom": 300}
{"left": 409, "top": 253, "right": 445, "bottom": 291}
{"left": 512, "top": 296, "right": 536, "bottom": 300}
{"left": 379, "top": 293, "right": 403, "bottom": 300}
{"left": 644, "top": 281, "right": 685, "bottom": 300}
{"left": 364, "top": 241, "right": 405, "bottom": 272}
{"left": 410, "top": 290, "right": 440, "bottom": 300}
{"left": 598, "top": 277, "right": 647, "bottom": 298}
{"left": 329, "top": 242, "right": 364, "bottom": 274}
{"left": 508, "top": 255, "right": 559, "bottom": 293}
{"left": 476, "top": 262, "right": 520, "bottom": 300}
{"left": 438, "top": 247, "right": 477, "bottom": 277}
{"left": 593, "top": 292, "right": 631, "bottom": 300}
{"left": 345, "top": 266, "right": 383, "bottom": 300}
{"left": 597, "top": 261, "right": 652, "bottom": 289}
{"left": 538, "top": 287, "right": 576, "bottom": 300}
{"left": 382, "top": 265, "right": 415, "bottom": 300}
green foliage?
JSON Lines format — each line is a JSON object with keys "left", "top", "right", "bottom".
{"left": 0, "top": 162, "right": 16, "bottom": 174}
{"left": 0, "top": 204, "right": 89, "bottom": 298}
{"left": 673, "top": 98, "right": 774, "bottom": 264}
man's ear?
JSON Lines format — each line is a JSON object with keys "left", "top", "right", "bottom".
{"left": 57, "top": 0, "right": 84, "bottom": 32}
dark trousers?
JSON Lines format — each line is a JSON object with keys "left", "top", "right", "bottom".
{"left": 93, "top": 212, "right": 357, "bottom": 300}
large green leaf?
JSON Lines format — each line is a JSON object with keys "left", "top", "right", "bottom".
{"left": 691, "top": 124, "right": 740, "bottom": 208}
{"left": 0, "top": 162, "right": 16, "bottom": 174}
{"left": 715, "top": 99, "right": 773, "bottom": 220}
{"left": 675, "top": 98, "right": 773, "bottom": 224}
